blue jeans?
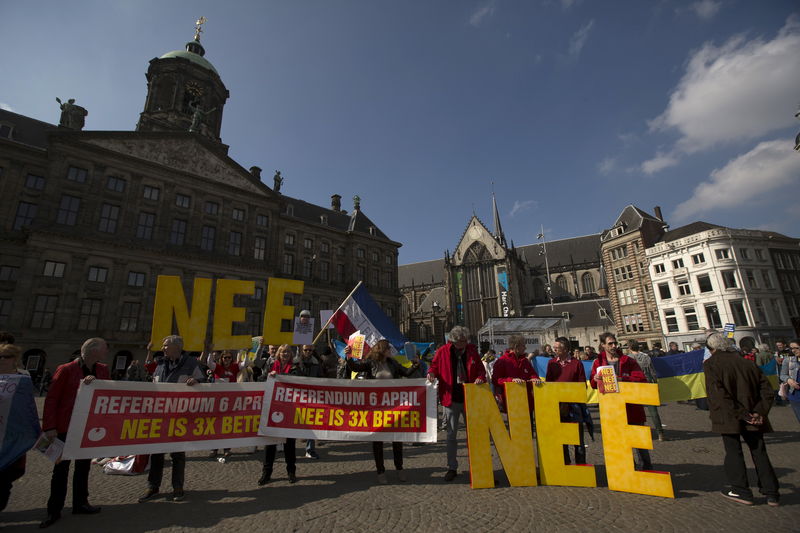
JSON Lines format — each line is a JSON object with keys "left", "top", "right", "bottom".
{"left": 444, "top": 402, "right": 465, "bottom": 471}
{"left": 306, "top": 439, "right": 316, "bottom": 453}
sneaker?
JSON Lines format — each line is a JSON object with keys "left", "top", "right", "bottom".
{"left": 397, "top": 470, "right": 408, "bottom": 482}
{"left": 288, "top": 472, "right": 298, "bottom": 484}
{"left": 444, "top": 470, "right": 457, "bottom": 482}
{"left": 721, "top": 489, "right": 753, "bottom": 505}
{"left": 376, "top": 473, "right": 388, "bottom": 484}
{"left": 138, "top": 487, "right": 159, "bottom": 503}
{"left": 766, "top": 496, "right": 780, "bottom": 507}
{"left": 170, "top": 489, "right": 185, "bottom": 502}
{"left": 305, "top": 451, "right": 319, "bottom": 459}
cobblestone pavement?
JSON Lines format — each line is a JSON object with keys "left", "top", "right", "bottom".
{"left": 2, "top": 399, "right": 798, "bottom": 532}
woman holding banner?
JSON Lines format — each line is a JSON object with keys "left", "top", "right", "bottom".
{"left": 345, "top": 340, "right": 420, "bottom": 484}
{"left": 259, "top": 345, "right": 298, "bottom": 485}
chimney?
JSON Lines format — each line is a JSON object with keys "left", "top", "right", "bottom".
{"left": 654, "top": 206, "right": 663, "bottom": 222}
{"left": 249, "top": 166, "right": 262, "bottom": 179}
{"left": 331, "top": 194, "right": 341, "bottom": 212}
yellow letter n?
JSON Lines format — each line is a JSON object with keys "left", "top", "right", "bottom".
{"left": 150, "top": 276, "right": 211, "bottom": 352}
{"left": 464, "top": 382, "right": 537, "bottom": 489}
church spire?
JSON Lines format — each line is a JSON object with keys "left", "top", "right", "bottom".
{"left": 491, "top": 184, "right": 507, "bottom": 247}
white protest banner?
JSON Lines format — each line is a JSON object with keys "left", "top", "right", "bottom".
{"left": 63, "top": 381, "right": 279, "bottom": 460}
{"left": 293, "top": 317, "right": 315, "bottom": 345}
{"left": 258, "top": 374, "right": 437, "bottom": 443}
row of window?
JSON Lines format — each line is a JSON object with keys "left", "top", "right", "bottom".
{"left": 657, "top": 269, "right": 776, "bottom": 301}
{"left": 653, "top": 248, "right": 769, "bottom": 275}
{"left": 553, "top": 273, "right": 597, "bottom": 295}
{"left": 283, "top": 234, "right": 393, "bottom": 265}
{"left": 662, "top": 298, "right": 784, "bottom": 333}
{"left": 5, "top": 295, "right": 141, "bottom": 331}
{"left": 22, "top": 172, "right": 268, "bottom": 226}
{"left": 278, "top": 255, "right": 395, "bottom": 288}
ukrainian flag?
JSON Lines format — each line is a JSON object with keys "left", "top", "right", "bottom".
{"left": 651, "top": 350, "right": 707, "bottom": 402}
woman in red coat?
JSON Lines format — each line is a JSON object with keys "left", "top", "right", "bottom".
{"left": 590, "top": 333, "right": 653, "bottom": 471}
{"left": 259, "top": 344, "right": 297, "bottom": 485}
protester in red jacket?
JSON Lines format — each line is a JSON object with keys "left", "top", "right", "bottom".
{"left": 547, "top": 336, "right": 589, "bottom": 464}
{"left": 427, "top": 326, "right": 486, "bottom": 481}
{"left": 40, "top": 338, "right": 109, "bottom": 528}
{"left": 492, "top": 334, "right": 541, "bottom": 412}
{"left": 590, "top": 332, "right": 652, "bottom": 470}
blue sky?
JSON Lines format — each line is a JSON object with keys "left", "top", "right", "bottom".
{"left": 2, "top": 1, "right": 798, "bottom": 264}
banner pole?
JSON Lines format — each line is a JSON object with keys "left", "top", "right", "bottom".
{"left": 311, "top": 281, "right": 363, "bottom": 345}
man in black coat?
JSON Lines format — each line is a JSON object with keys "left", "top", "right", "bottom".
{"left": 703, "top": 332, "right": 780, "bottom": 506}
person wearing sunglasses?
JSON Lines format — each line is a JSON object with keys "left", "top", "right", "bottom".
{"left": 590, "top": 332, "right": 652, "bottom": 471}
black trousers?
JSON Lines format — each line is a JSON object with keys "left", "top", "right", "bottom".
{"left": 721, "top": 431, "right": 779, "bottom": 498}
{"left": 47, "top": 433, "right": 90, "bottom": 514}
{"left": 372, "top": 441, "right": 403, "bottom": 474}
{"left": 0, "top": 459, "right": 25, "bottom": 511}
{"left": 147, "top": 452, "right": 186, "bottom": 490}
{"left": 561, "top": 423, "right": 586, "bottom": 465}
{"left": 263, "top": 439, "right": 296, "bottom": 475}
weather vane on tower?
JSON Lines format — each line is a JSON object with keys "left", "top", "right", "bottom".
{"left": 194, "top": 16, "right": 207, "bottom": 41}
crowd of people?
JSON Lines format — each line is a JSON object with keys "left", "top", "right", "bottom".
{"left": 0, "top": 327, "right": 797, "bottom": 526}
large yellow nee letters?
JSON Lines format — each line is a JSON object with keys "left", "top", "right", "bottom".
{"left": 150, "top": 276, "right": 304, "bottom": 350}
{"left": 464, "top": 381, "right": 673, "bottom": 498}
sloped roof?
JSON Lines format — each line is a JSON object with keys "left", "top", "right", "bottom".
{"left": 526, "top": 298, "right": 614, "bottom": 328}
{"left": 417, "top": 286, "right": 449, "bottom": 312}
{"left": 518, "top": 234, "right": 601, "bottom": 269}
{"left": 398, "top": 258, "right": 445, "bottom": 288}
{"left": 601, "top": 205, "right": 662, "bottom": 240}
{"left": 280, "top": 195, "right": 394, "bottom": 242}
{"left": 659, "top": 221, "right": 724, "bottom": 243}
{"left": 0, "top": 109, "right": 55, "bottom": 149}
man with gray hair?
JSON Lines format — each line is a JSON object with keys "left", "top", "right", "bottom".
{"left": 138, "top": 335, "right": 204, "bottom": 504}
{"left": 427, "top": 326, "right": 486, "bottom": 481}
{"left": 40, "top": 338, "right": 109, "bottom": 528}
{"left": 703, "top": 332, "right": 780, "bottom": 506}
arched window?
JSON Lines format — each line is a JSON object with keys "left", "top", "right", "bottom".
{"left": 556, "top": 275, "right": 568, "bottom": 292}
{"left": 581, "top": 273, "right": 596, "bottom": 294}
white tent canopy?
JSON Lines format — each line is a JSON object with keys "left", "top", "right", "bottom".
{"left": 477, "top": 317, "right": 563, "bottom": 352}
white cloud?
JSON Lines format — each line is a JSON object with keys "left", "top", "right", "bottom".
{"left": 509, "top": 200, "right": 538, "bottom": 217}
{"left": 689, "top": 0, "right": 722, "bottom": 20}
{"left": 673, "top": 139, "right": 800, "bottom": 220}
{"left": 470, "top": 2, "right": 496, "bottom": 27}
{"left": 568, "top": 20, "right": 594, "bottom": 59}
{"left": 0, "top": 102, "right": 14, "bottom": 112}
{"left": 597, "top": 157, "right": 616, "bottom": 175}
{"left": 648, "top": 16, "right": 800, "bottom": 159}
{"left": 641, "top": 152, "right": 679, "bottom": 174}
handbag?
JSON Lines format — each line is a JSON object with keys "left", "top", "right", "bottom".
{"left": 778, "top": 382, "right": 789, "bottom": 400}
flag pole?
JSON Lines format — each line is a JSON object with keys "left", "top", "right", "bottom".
{"left": 311, "top": 281, "right": 363, "bottom": 345}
